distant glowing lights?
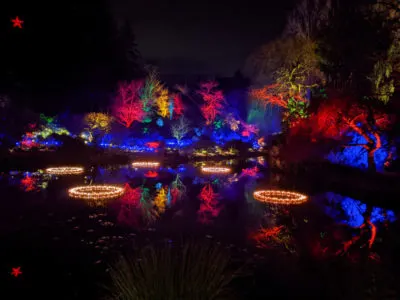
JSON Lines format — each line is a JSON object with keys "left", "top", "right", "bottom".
{"left": 46, "top": 167, "right": 84, "bottom": 175}
{"left": 200, "top": 166, "right": 231, "bottom": 174}
{"left": 132, "top": 161, "right": 160, "bottom": 168}
{"left": 68, "top": 185, "right": 124, "bottom": 200}
{"left": 253, "top": 190, "right": 307, "bottom": 205}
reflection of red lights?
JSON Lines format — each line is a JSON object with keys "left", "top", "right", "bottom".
{"left": 361, "top": 219, "right": 377, "bottom": 249}
{"left": 11, "top": 267, "right": 22, "bottom": 277}
{"left": 146, "top": 142, "right": 160, "bottom": 149}
{"left": 144, "top": 170, "right": 158, "bottom": 178}
{"left": 121, "top": 183, "right": 141, "bottom": 206}
{"left": 198, "top": 184, "right": 220, "bottom": 223}
{"left": 251, "top": 226, "right": 283, "bottom": 248}
{"left": 11, "top": 17, "right": 24, "bottom": 28}
{"left": 171, "top": 187, "right": 180, "bottom": 205}
{"left": 20, "top": 175, "right": 36, "bottom": 192}
{"left": 241, "top": 166, "right": 258, "bottom": 177}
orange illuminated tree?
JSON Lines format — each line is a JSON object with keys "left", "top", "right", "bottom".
{"left": 250, "top": 84, "right": 309, "bottom": 126}
{"left": 113, "top": 80, "right": 145, "bottom": 128}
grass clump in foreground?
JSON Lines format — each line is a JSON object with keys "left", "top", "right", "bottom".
{"left": 107, "top": 240, "right": 244, "bottom": 300}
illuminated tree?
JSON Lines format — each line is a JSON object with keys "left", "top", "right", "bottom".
{"left": 197, "top": 81, "right": 225, "bottom": 125}
{"left": 276, "top": 38, "right": 324, "bottom": 98}
{"left": 250, "top": 84, "right": 309, "bottom": 126}
{"left": 141, "top": 67, "right": 163, "bottom": 113}
{"left": 84, "top": 113, "right": 112, "bottom": 133}
{"left": 308, "top": 97, "right": 393, "bottom": 172}
{"left": 171, "top": 117, "right": 190, "bottom": 145}
{"left": 171, "top": 93, "right": 184, "bottom": 119}
{"left": 113, "top": 80, "right": 145, "bottom": 128}
{"left": 156, "top": 88, "right": 169, "bottom": 118}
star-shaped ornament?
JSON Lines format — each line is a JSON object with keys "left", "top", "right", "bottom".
{"left": 11, "top": 267, "right": 22, "bottom": 277}
{"left": 11, "top": 17, "right": 24, "bottom": 28}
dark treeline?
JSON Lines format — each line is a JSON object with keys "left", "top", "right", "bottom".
{"left": 0, "top": 0, "right": 143, "bottom": 113}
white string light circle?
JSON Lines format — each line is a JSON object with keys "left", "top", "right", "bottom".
{"left": 68, "top": 185, "right": 124, "bottom": 200}
{"left": 46, "top": 167, "right": 84, "bottom": 175}
{"left": 253, "top": 190, "right": 307, "bottom": 205}
{"left": 201, "top": 166, "right": 232, "bottom": 174}
{"left": 131, "top": 161, "right": 160, "bottom": 168}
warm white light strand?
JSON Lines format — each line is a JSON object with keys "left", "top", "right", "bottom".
{"left": 253, "top": 190, "right": 307, "bottom": 205}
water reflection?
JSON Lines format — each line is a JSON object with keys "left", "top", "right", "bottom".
{"left": 1, "top": 157, "right": 397, "bottom": 259}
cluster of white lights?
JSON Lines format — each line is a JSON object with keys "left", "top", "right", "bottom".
{"left": 200, "top": 166, "right": 231, "bottom": 174}
{"left": 68, "top": 185, "right": 124, "bottom": 200}
{"left": 45, "top": 167, "right": 84, "bottom": 175}
{"left": 253, "top": 190, "right": 307, "bottom": 205}
{"left": 131, "top": 161, "right": 160, "bottom": 168}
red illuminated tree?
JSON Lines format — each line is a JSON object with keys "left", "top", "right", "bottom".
{"left": 197, "top": 81, "right": 225, "bottom": 125}
{"left": 306, "top": 97, "right": 393, "bottom": 171}
{"left": 113, "top": 80, "right": 145, "bottom": 128}
{"left": 172, "top": 93, "right": 184, "bottom": 119}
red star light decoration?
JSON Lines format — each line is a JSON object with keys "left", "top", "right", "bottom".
{"left": 11, "top": 267, "right": 22, "bottom": 277}
{"left": 11, "top": 16, "right": 24, "bottom": 28}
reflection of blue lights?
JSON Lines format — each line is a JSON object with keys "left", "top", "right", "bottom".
{"left": 155, "top": 182, "right": 162, "bottom": 190}
{"left": 324, "top": 192, "right": 396, "bottom": 227}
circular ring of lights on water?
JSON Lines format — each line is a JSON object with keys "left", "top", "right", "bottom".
{"left": 68, "top": 185, "right": 124, "bottom": 200}
{"left": 46, "top": 167, "right": 84, "bottom": 175}
{"left": 131, "top": 161, "right": 160, "bottom": 168}
{"left": 201, "top": 166, "right": 231, "bottom": 174}
{"left": 253, "top": 190, "right": 307, "bottom": 205}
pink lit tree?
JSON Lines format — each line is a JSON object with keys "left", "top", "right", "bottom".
{"left": 113, "top": 80, "right": 145, "bottom": 128}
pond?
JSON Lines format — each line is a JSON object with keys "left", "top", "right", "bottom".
{"left": 0, "top": 157, "right": 398, "bottom": 299}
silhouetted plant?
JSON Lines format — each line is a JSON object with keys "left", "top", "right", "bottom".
{"left": 107, "top": 241, "right": 243, "bottom": 300}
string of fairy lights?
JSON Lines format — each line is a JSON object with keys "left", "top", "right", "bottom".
{"left": 46, "top": 167, "right": 84, "bottom": 175}
{"left": 132, "top": 161, "right": 160, "bottom": 168}
{"left": 253, "top": 190, "right": 307, "bottom": 205}
{"left": 200, "top": 166, "right": 232, "bottom": 174}
{"left": 68, "top": 185, "right": 124, "bottom": 200}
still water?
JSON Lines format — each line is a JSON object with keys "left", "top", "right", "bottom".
{"left": 1, "top": 157, "right": 396, "bottom": 250}
{"left": 0, "top": 157, "right": 398, "bottom": 298}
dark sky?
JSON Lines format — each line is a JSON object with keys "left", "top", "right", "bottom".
{"left": 112, "top": 0, "right": 298, "bottom": 76}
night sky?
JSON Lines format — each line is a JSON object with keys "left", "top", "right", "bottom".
{"left": 112, "top": 0, "right": 297, "bottom": 76}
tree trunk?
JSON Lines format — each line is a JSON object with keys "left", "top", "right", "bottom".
{"left": 367, "top": 149, "right": 376, "bottom": 172}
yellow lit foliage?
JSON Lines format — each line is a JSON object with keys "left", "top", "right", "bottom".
{"left": 156, "top": 88, "right": 169, "bottom": 118}
{"left": 84, "top": 113, "right": 112, "bottom": 133}
{"left": 154, "top": 187, "right": 167, "bottom": 213}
